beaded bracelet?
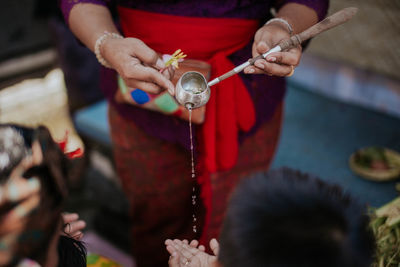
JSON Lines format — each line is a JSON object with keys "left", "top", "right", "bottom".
{"left": 94, "top": 31, "right": 123, "bottom": 68}
{"left": 265, "top": 18, "right": 293, "bottom": 35}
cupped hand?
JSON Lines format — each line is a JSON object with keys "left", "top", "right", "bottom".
{"left": 101, "top": 37, "right": 176, "bottom": 95}
{"left": 165, "top": 239, "right": 218, "bottom": 267}
{"left": 244, "top": 23, "right": 302, "bottom": 76}
{"left": 61, "top": 212, "right": 86, "bottom": 240}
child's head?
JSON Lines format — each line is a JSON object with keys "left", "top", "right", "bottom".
{"left": 218, "top": 168, "right": 375, "bottom": 267}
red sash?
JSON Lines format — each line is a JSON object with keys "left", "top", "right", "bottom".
{"left": 118, "top": 7, "right": 258, "bottom": 242}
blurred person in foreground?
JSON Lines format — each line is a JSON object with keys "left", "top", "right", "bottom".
{"left": 0, "top": 124, "right": 86, "bottom": 267}
{"left": 165, "top": 168, "right": 376, "bottom": 267}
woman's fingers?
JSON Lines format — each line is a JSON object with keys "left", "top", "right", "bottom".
{"left": 124, "top": 78, "right": 163, "bottom": 95}
{"left": 129, "top": 38, "right": 165, "bottom": 70}
{"left": 244, "top": 47, "right": 301, "bottom": 76}
{"left": 255, "top": 59, "right": 293, "bottom": 76}
{"left": 123, "top": 39, "right": 175, "bottom": 92}
{"left": 102, "top": 37, "right": 175, "bottom": 95}
{"left": 243, "top": 65, "right": 257, "bottom": 74}
{"left": 246, "top": 23, "right": 303, "bottom": 77}
{"left": 244, "top": 60, "right": 284, "bottom": 75}
{"left": 161, "top": 65, "right": 175, "bottom": 81}
{"left": 122, "top": 64, "right": 175, "bottom": 95}
{"left": 265, "top": 46, "right": 302, "bottom": 66}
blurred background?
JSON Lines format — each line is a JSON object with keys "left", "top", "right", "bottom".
{"left": 0, "top": 1, "right": 399, "bottom": 266}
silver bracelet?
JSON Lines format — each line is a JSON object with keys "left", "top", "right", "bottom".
{"left": 265, "top": 18, "right": 293, "bottom": 35}
{"left": 94, "top": 31, "right": 123, "bottom": 68}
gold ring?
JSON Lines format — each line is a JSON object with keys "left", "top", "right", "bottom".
{"left": 287, "top": 65, "right": 295, "bottom": 77}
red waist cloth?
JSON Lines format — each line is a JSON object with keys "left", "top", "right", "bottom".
{"left": 118, "top": 7, "right": 259, "bottom": 172}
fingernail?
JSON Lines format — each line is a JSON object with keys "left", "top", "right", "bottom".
{"left": 255, "top": 62, "right": 264, "bottom": 69}
{"left": 268, "top": 57, "right": 276, "bottom": 62}
{"left": 248, "top": 68, "right": 255, "bottom": 74}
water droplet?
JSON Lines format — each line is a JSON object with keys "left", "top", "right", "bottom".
{"left": 189, "top": 109, "right": 198, "bottom": 235}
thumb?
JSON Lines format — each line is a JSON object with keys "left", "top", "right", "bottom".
{"left": 256, "top": 41, "right": 270, "bottom": 55}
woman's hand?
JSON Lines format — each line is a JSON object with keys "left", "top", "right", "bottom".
{"left": 101, "top": 37, "right": 176, "bottom": 95}
{"left": 244, "top": 23, "right": 302, "bottom": 77}
{"left": 165, "top": 239, "right": 219, "bottom": 267}
{"left": 61, "top": 212, "right": 86, "bottom": 240}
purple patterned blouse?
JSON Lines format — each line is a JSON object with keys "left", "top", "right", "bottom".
{"left": 60, "top": 0, "right": 329, "bottom": 150}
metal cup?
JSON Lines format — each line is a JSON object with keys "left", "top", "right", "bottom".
{"left": 175, "top": 71, "right": 210, "bottom": 109}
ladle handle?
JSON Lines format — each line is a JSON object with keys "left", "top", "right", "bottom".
{"left": 248, "top": 7, "right": 358, "bottom": 65}
{"left": 279, "top": 7, "right": 358, "bottom": 51}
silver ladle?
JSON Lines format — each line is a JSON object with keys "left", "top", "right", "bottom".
{"left": 175, "top": 7, "right": 358, "bottom": 109}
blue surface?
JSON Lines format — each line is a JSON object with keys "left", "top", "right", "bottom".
{"left": 73, "top": 100, "right": 111, "bottom": 145}
{"left": 271, "top": 83, "right": 400, "bottom": 207}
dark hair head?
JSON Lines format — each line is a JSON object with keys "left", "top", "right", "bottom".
{"left": 57, "top": 236, "right": 86, "bottom": 267}
{"left": 218, "top": 168, "right": 375, "bottom": 267}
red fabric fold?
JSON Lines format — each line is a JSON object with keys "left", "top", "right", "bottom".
{"left": 206, "top": 53, "right": 256, "bottom": 171}
{"left": 117, "top": 7, "right": 258, "bottom": 243}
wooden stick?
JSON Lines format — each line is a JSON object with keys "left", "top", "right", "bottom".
{"left": 278, "top": 7, "right": 358, "bottom": 51}
{"left": 208, "top": 7, "right": 358, "bottom": 87}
